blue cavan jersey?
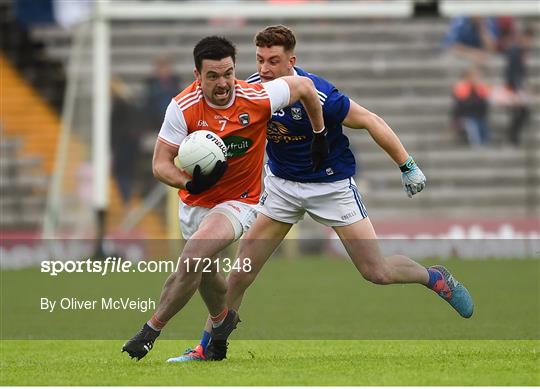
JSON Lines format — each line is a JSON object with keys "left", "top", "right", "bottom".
{"left": 247, "top": 66, "right": 356, "bottom": 183}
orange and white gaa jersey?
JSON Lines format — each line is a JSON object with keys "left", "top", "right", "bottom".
{"left": 158, "top": 78, "right": 290, "bottom": 208}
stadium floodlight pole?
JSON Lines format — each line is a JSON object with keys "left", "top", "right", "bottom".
{"left": 42, "top": 22, "right": 89, "bottom": 239}
{"left": 92, "top": 0, "right": 110, "bottom": 256}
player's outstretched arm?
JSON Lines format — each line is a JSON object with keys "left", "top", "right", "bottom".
{"left": 342, "top": 99, "right": 426, "bottom": 197}
{"left": 152, "top": 139, "right": 190, "bottom": 189}
{"left": 343, "top": 99, "right": 408, "bottom": 164}
{"left": 280, "top": 76, "right": 328, "bottom": 170}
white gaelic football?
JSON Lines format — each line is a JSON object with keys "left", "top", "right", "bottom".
{"left": 178, "top": 130, "right": 227, "bottom": 175}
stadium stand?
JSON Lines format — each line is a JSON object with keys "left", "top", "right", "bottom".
{"left": 0, "top": 54, "right": 167, "bottom": 236}
{"left": 0, "top": 135, "right": 46, "bottom": 229}
{"left": 0, "top": 0, "right": 166, "bottom": 236}
{"left": 2, "top": 2, "right": 539, "bottom": 236}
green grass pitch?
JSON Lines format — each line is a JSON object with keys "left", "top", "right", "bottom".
{"left": 1, "top": 340, "right": 538, "bottom": 385}
{"left": 1, "top": 258, "right": 539, "bottom": 385}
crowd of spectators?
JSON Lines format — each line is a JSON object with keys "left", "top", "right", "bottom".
{"left": 443, "top": 16, "right": 534, "bottom": 147}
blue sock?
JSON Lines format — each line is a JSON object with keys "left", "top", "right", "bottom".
{"left": 200, "top": 330, "right": 211, "bottom": 353}
{"left": 427, "top": 268, "right": 442, "bottom": 289}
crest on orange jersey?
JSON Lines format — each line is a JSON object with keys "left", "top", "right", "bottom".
{"left": 238, "top": 113, "right": 250, "bottom": 126}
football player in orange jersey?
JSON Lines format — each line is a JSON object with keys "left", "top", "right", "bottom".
{"left": 122, "top": 36, "right": 326, "bottom": 361}
{"left": 171, "top": 25, "right": 473, "bottom": 363}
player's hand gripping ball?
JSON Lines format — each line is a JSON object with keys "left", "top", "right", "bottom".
{"left": 185, "top": 162, "right": 228, "bottom": 194}
{"left": 178, "top": 130, "right": 228, "bottom": 194}
{"left": 399, "top": 156, "right": 426, "bottom": 198}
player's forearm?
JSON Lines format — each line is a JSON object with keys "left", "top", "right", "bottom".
{"left": 364, "top": 114, "right": 409, "bottom": 165}
{"left": 152, "top": 139, "right": 191, "bottom": 189}
{"left": 299, "top": 86, "right": 325, "bottom": 133}
{"left": 301, "top": 100, "right": 325, "bottom": 133}
{"left": 152, "top": 161, "right": 189, "bottom": 189}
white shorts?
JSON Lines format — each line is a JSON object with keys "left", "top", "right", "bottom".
{"left": 258, "top": 166, "right": 368, "bottom": 226}
{"left": 179, "top": 200, "right": 258, "bottom": 240}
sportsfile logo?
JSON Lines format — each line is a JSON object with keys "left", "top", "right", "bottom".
{"left": 40, "top": 257, "right": 252, "bottom": 276}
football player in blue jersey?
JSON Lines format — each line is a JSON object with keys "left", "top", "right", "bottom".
{"left": 167, "top": 25, "right": 473, "bottom": 363}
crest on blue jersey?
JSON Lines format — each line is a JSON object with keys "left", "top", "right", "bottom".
{"left": 238, "top": 113, "right": 250, "bottom": 126}
{"left": 291, "top": 107, "right": 303, "bottom": 120}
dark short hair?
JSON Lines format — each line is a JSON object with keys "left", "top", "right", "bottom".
{"left": 193, "top": 36, "right": 236, "bottom": 71}
{"left": 254, "top": 25, "right": 296, "bottom": 52}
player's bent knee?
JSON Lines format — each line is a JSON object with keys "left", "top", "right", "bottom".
{"left": 228, "top": 270, "right": 256, "bottom": 292}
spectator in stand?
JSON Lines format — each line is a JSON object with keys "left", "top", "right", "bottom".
{"left": 141, "top": 56, "right": 182, "bottom": 195}
{"left": 144, "top": 56, "right": 182, "bottom": 132}
{"left": 13, "top": 0, "right": 55, "bottom": 27}
{"left": 503, "top": 25, "right": 534, "bottom": 146}
{"left": 442, "top": 16, "right": 499, "bottom": 64}
{"left": 494, "top": 16, "right": 516, "bottom": 53}
{"left": 111, "top": 77, "right": 142, "bottom": 205}
{"left": 451, "top": 67, "right": 491, "bottom": 147}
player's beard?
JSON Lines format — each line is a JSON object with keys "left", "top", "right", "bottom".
{"left": 212, "top": 87, "right": 231, "bottom": 106}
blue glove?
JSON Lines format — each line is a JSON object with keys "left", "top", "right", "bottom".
{"left": 399, "top": 156, "right": 426, "bottom": 198}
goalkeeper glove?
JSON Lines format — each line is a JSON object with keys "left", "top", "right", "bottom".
{"left": 185, "top": 161, "right": 228, "bottom": 195}
{"left": 310, "top": 127, "right": 329, "bottom": 172}
{"left": 399, "top": 155, "right": 426, "bottom": 198}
